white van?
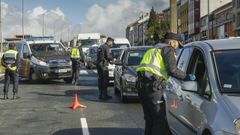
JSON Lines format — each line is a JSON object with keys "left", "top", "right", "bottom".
{"left": 112, "top": 38, "right": 131, "bottom": 48}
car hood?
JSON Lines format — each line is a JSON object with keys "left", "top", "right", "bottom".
{"left": 33, "top": 55, "right": 71, "bottom": 66}
{"left": 222, "top": 94, "right": 240, "bottom": 118}
{"left": 125, "top": 66, "right": 138, "bottom": 75}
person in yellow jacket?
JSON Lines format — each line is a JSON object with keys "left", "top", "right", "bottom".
{"left": 71, "top": 41, "right": 85, "bottom": 85}
{"left": 136, "top": 32, "right": 196, "bottom": 135}
{"left": 1, "top": 43, "right": 20, "bottom": 100}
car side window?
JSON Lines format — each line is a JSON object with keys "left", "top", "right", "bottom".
{"left": 177, "top": 47, "right": 193, "bottom": 72}
{"left": 23, "top": 45, "right": 29, "bottom": 54}
{"left": 187, "top": 49, "right": 211, "bottom": 99}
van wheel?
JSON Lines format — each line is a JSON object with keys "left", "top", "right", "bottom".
{"left": 29, "top": 70, "right": 37, "bottom": 82}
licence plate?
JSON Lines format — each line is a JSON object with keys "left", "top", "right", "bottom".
{"left": 57, "top": 69, "right": 71, "bottom": 73}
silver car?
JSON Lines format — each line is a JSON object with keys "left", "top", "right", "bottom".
{"left": 163, "top": 39, "right": 240, "bottom": 135}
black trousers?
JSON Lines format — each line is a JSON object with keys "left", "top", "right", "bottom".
{"left": 97, "top": 65, "right": 109, "bottom": 97}
{"left": 137, "top": 72, "right": 170, "bottom": 135}
{"left": 4, "top": 69, "right": 19, "bottom": 94}
{"left": 72, "top": 60, "right": 80, "bottom": 83}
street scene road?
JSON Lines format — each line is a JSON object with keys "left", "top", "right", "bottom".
{"left": 0, "top": 70, "right": 144, "bottom": 135}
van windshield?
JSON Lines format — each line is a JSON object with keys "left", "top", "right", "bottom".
{"left": 81, "top": 39, "right": 99, "bottom": 49}
{"left": 214, "top": 50, "right": 240, "bottom": 92}
{"left": 30, "top": 43, "right": 67, "bottom": 57}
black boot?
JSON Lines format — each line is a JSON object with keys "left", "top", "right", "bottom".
{"left": 4, "top": 93, "right": 8, "bottom": 100}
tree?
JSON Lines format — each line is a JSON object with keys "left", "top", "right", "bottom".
{"left": 145, "top": 7, "right": 170, "bottom": 45}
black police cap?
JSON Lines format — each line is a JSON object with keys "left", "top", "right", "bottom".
{"left": 164, "top": 32, "right": 184, "bottom": 47}
{"left": 106, "top": 37, "right": 114, "bottom": 42}
{"left": 9, "top": 43, "right": 16, "bottom": 49}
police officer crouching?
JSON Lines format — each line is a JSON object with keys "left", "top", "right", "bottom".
{"left": 136, "top": 32, "right": 196, "bottom": 135}
{"left": 71, "top": 41, "right": 85, "bottom": 85}
{"left": 96, "top": 37, "right": 115, "bottom": 100}
{"left": 1, "top": 43, "right": 20, "bottom": 100}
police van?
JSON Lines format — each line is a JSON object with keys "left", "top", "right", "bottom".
{"left": 8, "top": 38, "right": 72, "bottom": 82}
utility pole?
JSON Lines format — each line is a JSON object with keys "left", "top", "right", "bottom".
{"left": 170, "top": 0, "right": 177, "bottom": 33}
{"left": 142, "top": 13, "right": 145, "bottom": 46}
{"left": 207, "top": 0, "right": 210, "bottom": 39}
{"left": 22, "top": 0, "right": 24, "bottom": 39}
{"left": 0, "top": 0, "right": 2, "bottom": 52}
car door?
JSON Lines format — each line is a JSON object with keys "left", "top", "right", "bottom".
{"left": 115, "top": 51, "right": 125, "bottom": 89}
{"left": 20, "top": 44, "right": 31, "bottom": 78}
{"left": 178, "top": 48, "right": 212, "bottom": 134}
{"left": 165, "top": 47, "right": 193, "bottom": 134}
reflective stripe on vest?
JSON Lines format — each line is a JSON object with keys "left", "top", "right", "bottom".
{"left": 136, "top": 45, "right": 169, "bottom": 80}
{"left": 4, "top": 50, "right": 18, "bottom": 71}
{"left": 71, "top": 47, "right": 80, "bottom": 58}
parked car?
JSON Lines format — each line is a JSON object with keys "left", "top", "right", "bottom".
{"left": 108, "top": 48, "right": 125, "bottom": 83}
{"left": 114, "top": 46, "right": 153, "bottom": 102}
{"left": 112, "top": 38, "right": 131, "bottom": 48}
{"left": 85, "top": 45, "right": 98, "bottom": 69}
{"left": 8, "top": 40, "right": 72, "bottom": 83}
{"left": 163, "top": 39, "right": 240, "bottom": 135}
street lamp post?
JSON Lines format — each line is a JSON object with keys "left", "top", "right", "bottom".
{"left": 22, "top": 0, "right": 24, "bottom": 39}
{"left": 0, "top": 0, "right": 3, "bottom": 52}
{"left": 142, "top": 13, "right": 145, "bottom": 46}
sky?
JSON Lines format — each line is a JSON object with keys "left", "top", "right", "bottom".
{"left": 1, "top": 0, "right": 169, "bottom": 41}
{"left": 1, "top": 0, "right": 232, "bottom": 41}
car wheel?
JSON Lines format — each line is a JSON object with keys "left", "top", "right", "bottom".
{"left": 29, "top": 70, "right": 37, "bottom": 82}
{"left": 114, "top": 77, "right": 119, "bottom": 94}
{"left": 120, "top": 82, "right": 128, "bottom": 103}
{"left": 64, "top": 77, "right": 72, "bottom": 83}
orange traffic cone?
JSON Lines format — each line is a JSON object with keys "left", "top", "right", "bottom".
{"left": 171, "top": 99, "right": 177, "bottom": 109}
{"left": 70, "top": 94, "right": 87, "bottom": 110}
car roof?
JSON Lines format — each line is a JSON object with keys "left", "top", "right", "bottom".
{"left": 127, "top": 46, "right": 153, "bottom": 51}
{"left": 111, "top": 48, "right": 126, "bottom": 51}
{"left": 187, "top": 39, "right": 240, "bottom": 51}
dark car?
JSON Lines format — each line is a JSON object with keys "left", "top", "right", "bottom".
{"left": 114, "top": 46, "right": 153, "bottom": 102}
{"left": 86, "top": 45, "right": 99, "bottom": 69}
{"left": 9, "top": 40, "right": 72, "bottom": 83}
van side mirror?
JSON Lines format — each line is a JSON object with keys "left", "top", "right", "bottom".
{"left": 182, "top": 81, "right": 198, "bottom": 92}
{"left": 23, "top": 52, "right": 31, "bottom": 59}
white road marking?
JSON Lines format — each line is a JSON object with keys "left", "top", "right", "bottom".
{"left": 80, "top": 118, "right": 90, "bottom": 135}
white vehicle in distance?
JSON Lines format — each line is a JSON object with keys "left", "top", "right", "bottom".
{"left": 78, "top": 33, "right": 101, "bottom": 55}
{"left": 112, "top": 38, "right": 131, "bottom": 48}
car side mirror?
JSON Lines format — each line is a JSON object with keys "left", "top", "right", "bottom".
{"left": 23, "top": 52, "right": 31, "bottom": 59}
{"left": 182, "top": 81, "right": 198, "bottom": 92}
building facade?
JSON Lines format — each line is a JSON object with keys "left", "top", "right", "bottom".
{"left": 188, "top": 0, "right": 200, "bottom": 42}
{"left": 233, "top": 0, "right": 240, "bottom": 35}
{"left": 180, "top": 1, "right": 189, "bottom": 41}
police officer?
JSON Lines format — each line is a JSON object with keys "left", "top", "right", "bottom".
{"left": 1, "top": 43, "right": 20, "bottom": 100}
{"left": 136, "top": 32, "right": 196, "bottom": 135}
{"left": 71, "top": 41, "right": 85, "bottom": 85}
{"left": 97, "top": 37, "right": 115, "bottom": 100}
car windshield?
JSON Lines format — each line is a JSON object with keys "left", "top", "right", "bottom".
{"left": 112, "top": 49, "right": 123, "bottom": 59}
{"left": 126, "top": 49, "right": 147, "bottom": 66}
{"left": 30, "top": 43, "right": 67, "bottom": 57}
{"left": 81, "top": 39, "right": 99, "bottom": 48}
{"left": 112, "top": 44, "right": 129, "bottom": 48}
{"left": 214, "top": 50, "right": 240, "bottom": 92}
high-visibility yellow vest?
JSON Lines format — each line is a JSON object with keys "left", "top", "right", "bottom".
{"left": 71, "top": 47, "right": 80, "bottom": 58}
{"left": 4, "top": 50, "right": 18, "bottom": 71}
{"left": 136, "top": 47, "right": 169, "bottom": 80}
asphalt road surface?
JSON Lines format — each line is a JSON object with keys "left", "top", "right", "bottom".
{"left": 0, "top": 70, "right": 144, "bottom": 135}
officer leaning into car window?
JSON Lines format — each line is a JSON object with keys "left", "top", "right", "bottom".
{"left": 1, "top": 43, "right": 20, "bottom": 100}
{"left": 96, "top": 37, "right": 115, "bottom": 100}
{"left": 136, "top": 32, "right": 196, "bottom": 135}
{"left": 71, "top": 40, "right": 85, "bottom": 85}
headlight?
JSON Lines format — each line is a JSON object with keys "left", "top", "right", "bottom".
{"left": 234, "top": 119, "right": 240, "bottom": 135}
{"left": 124, "top": 74, "right": 136, "bottom": 83}
{"left": 38, "top": 61, "right": 49, "bottom": 67}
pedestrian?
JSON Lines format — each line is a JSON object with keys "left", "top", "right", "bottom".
{"left": 136, "top": 32, "right": 196, "bottom": 135}
{"left": 1, "top": 43, "right": 20, "bottom": 100}
{"left": 71, "top": 40, "right": 85, "bottom": 85}
{"left": 96, "top": 37, "right": 115, "bottom": 100}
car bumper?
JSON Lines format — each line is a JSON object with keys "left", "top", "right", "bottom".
{"left": 122, "top": 82, "right": 138, "bottom": 97}
{"left": 34, "top": 66, "right": 72, "bottom": 80}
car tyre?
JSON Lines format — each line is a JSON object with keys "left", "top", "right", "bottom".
{"left": 29, "top": 69, "right": 37, "bottom": 83}
{"left": 120, "top": 82, "right": 128, "bottom": 103}
{"left": 64, "top": 77, "right": 72, "bottom": 83}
